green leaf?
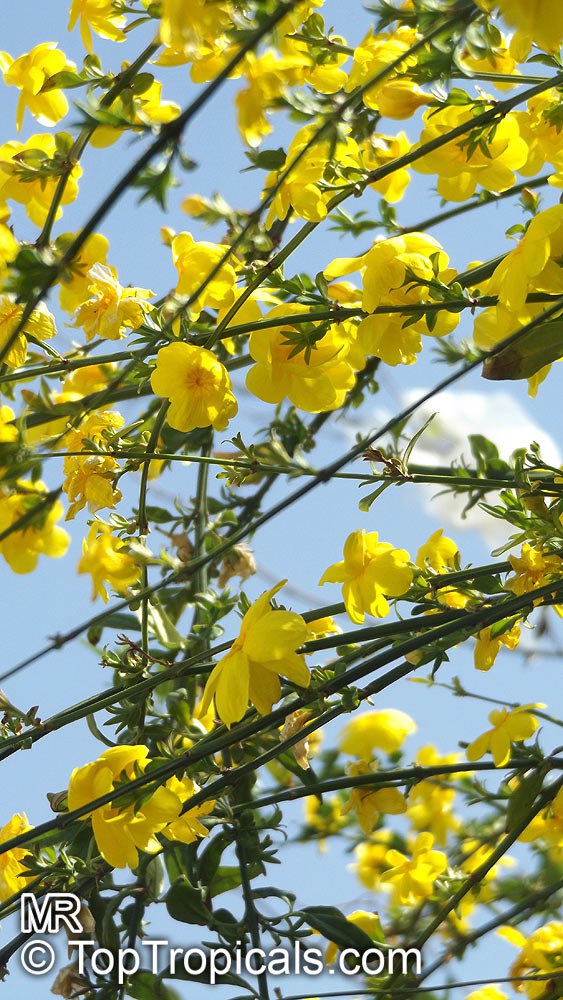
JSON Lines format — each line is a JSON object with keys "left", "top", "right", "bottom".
{"left": 210, "top": 862, "right": 264, "bottom": 897}
{"left": 506, "top": 769, "right": 544, "bottom": 832}
{"left": 359, "top": 481, "right": 393, "bottom": 512}
{"left": 242, "top": 147, "right": 286, "bottom": 172}
{"left": 166, "top": 876, "right": 211, "bottom": 925}
{"left": 482, "top": 320, "right": 563, "bottom": 382}
{"left": 300, "top": 905, "right": 381, "bottom": 951}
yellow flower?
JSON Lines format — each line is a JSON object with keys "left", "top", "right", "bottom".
{"left": 263, "top": 124, "right": 359, "bottom": 227}
{"left": 160, "top": 776, "right": 215, "bottom": 844}
{"left": 171, "top": 232, "right": 239, "bottom": 319}
{"left": 235, "top": 49, "right": 303, "bottom": 148}
{"left": 466, "top": 988, "right": 507, "bottom": 1000}
{"left": 159, "top": 0, "right": 232, "bottom": 57}
{"left": 0, "top": 219, "right": 18, "bottom": 285}
{"left": 339, "top": 709, "right": 416, "bottom": 759}
{"left": 0, "top": 482, "right": 70, "bottom": 574}
{"left": 496, "top": 0, "right": 563, "bottom": 59}
{"left": 499, "top": 921, "right": 563, "bottom": 999}
{"left": 381, "top": 832, "right": 447, "bottom": 905}
{"left": 325, "top": 232, "right": 457, "bottom": 366}
{"left": 0, "top": 296, "right": 56, "bottom": 368}
{"left": 485, "top": 205, "right": 563, "bottom": 314}
{"left": 90, "top": 75, "right": 180, "bottom": 148}
{"left": 63, "top": 455, "right": 122, "bottom": 521}
{"left": 1, "top": 43, "right": 74, "bottom": 131}
{"left": 474, "top": 622, "right": 521, "bottom": 672}
{"left": 413, "top": 105, "right": 528, "bottom": 202}
{"left": 520, "top": 786, "right": 563, "bottom": 855}
{"left": 0, "top": 814, "right": 33, "bottom": 902}
{"left": 354, "top": 832, "right": 393, "bottom": 889}
{"left": 78, "top": 522, "right": 140, "bottom": 602}
{"left": 71, "top": 263, "right": 153, "bottom": 341}
{"left": 0, "top": 134, "right": 82, "bottom": 227}
{"left": 151, "top": 342, "right": 238, "bottom": 433}
{"left": 201, "top": 581, "right": 310, "bottom": 728}
{"left": 246, "top": 305, "right": 356, "bottom": 414}
{"left": 319, "top": 529, "right": 413, "bottom": 625}
{"left": 67, "top": 746, "right": 182, "bottom": 869}
{"left": 416, "top": 529, "right": 459, "bottom": 573}
{"left": 407, "top": 746, "right": 461, "bottom": 845}
{"left": 341, "top": 760, "right": 407, "bottom": 835}
{"left": 466, "top": 704, "right": 543, "bottom": 767}
{"left": 0, "top": 405, "right": 18, "bottom": 444}
{"left": 304, "top": 795, "right": 346, "bottom": 846}
{"left": 325, "top": 911, "right": 382, "bottom": 964}
{"left": 68, "top": 0, "right": 127, "bottom": 53}
{"left": 506, "top": 543, "right": 562, "bottom": 597}
{"left": 346, "top": 26, "right": 427, "bottom": 119}
{"left": 57, "top": 232, "right": 110, "bottom": 314}
{"left": 305, "top": 616, "right": 341, "bottom": 640}
{"left": 362, "top": 132, "right": 412, "bottom": 204}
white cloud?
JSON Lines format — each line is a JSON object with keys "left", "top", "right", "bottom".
{"left": 341, "top": 388, "right": 560, "bottom": 547}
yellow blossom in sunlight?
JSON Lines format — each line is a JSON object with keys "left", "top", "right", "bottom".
{"left": 325, "top": 911, "right": 383, "bottom": 964}
{"left": 161, "top": 776, "right": 215, "bottom": 845}
{"left": 63, "top": 455, "right": 122, "bottom": 521}
{"left": 0, "top": 405, "right": 18, "bottom": 444}
{"left": 90, "top": 75, "right": 180, "bottom": 148}
{"left": 171, "top": 232, "right": 239, "bottom": 319}
{"left": 263, "top": 124, "right": 360, "bottom": 227}
{"left": 496, "top": 0, "right": 563, "bottom": 59}
{"left": 362, "top": 132, "right": 412, "bottom": 203}
{"left": 381, "top": 832, "right": 447, "bottom": 905}
{"left": 1, "top": 43, "right": 75, "bottom": 131}
{"left": 0, "top": 133, "right": 82, "bottom": 227}
{"left": 340, "top": 708, "right": 417, "bottom": 759}
{"left": 305, "top": 616, "right": 341, "bottom": 640}
{"left": 474, "top": 622, "right": 521, "bottom": 672}
{"left": 484, "top": 205, "right": 563, "bottom": 314}
{"left": 78, "top": 522, "right": 140, "bottom": 602}
{"left": 201, "top": 581, "right": 310, "bottom": 728}
{"left": 499, "top": 921, "right": 563, "bottom": 999}
{"left": 71, "top": 263, "right": 153, "bottom": 341}
{"left": 0, "top": 482, "right": 69, "bottom": 574}
{"left": 407, "top": 745, "right": 461, "bottom": 845}
{"left": 68, "top": 0, "right": 127, "bottom": 53}
{"left": 515, "top": 93, "right": 563, "bottom": 177}
{"left": 320, "top": 529, "right": 413, "bottom": 624}
{"left": 151, "top": 342, "right": 238, "bottom": 433}
{"left": 465, "top": 988, "right": 507, "bottom": 1000}
{"left": 506, "top": 543, "right": 563, "bottom": 597}
{"left": 346, "top": 26, "right": 428, "bottom": 119}
{"left": 67, "top": 746, "right": 182, "bottom": 870}
{"left": 354, "top": 832, "right": 393, "bottom": 889}
{"left": 304, "top": 794, "right": 346, "bottom": 846}
{"left": 413, "top": 105, "right": 528, "bottom": 202}
{"left": 246, "top": 304, "right": 357, "bottom": 414}
{"left": 520, "top": 786, "right": 563, "bottom": 857}
{"left": 0, "top": 219, "right": 18, "bottom": 285}
{"left": 0, "top": 814, "right": 34, "bottom": 901}
{"left": 0, "top": 296, "right": 56, "bottom": 369}
{"left": 159, "top": 0, "right": 232, "bottom": 57}
{"left": 57, "top": 232, "right": 110, "bottom": 314}
{"left": 416, "top": 529, "right": 459, "bottom": 574}
{"left": 466, "top": 704, "right": 543, "bottom": 767}
{"left": 325, "top": 232, "right": 458, "bottom": 367}
{"left": 341, "top": 761, "right": 407, "bottom": 835}
{"left": 235, "top": 49, "right": 304, "bottom": 147}
{"left": 458, "top": 36, "right": 517, "bottom": 90}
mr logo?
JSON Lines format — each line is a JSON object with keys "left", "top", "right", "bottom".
{"left": 20, "top": 893, "right": 83, "bottom": 935}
